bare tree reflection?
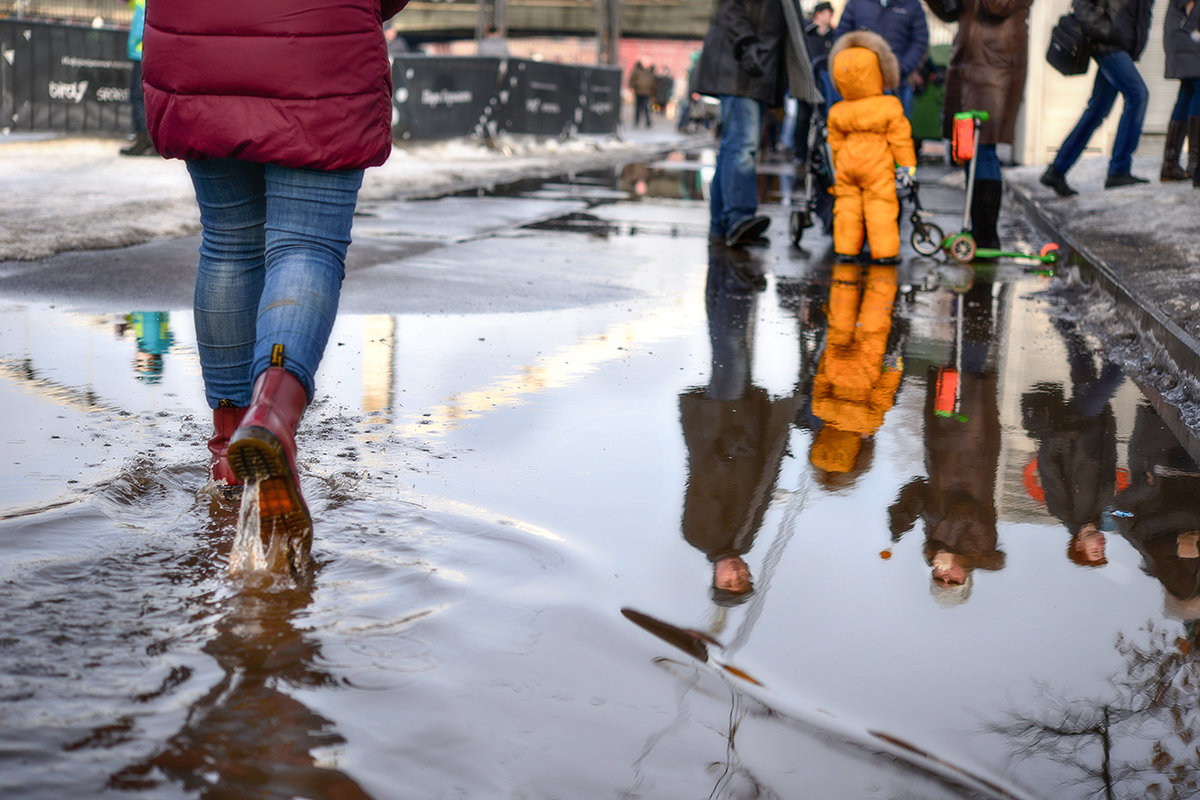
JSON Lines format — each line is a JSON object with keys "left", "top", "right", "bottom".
{"left": 989, "top": 403, "right": 1200, "bottom": 800}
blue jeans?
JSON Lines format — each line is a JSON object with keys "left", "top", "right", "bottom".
{"left": 1052, "top": 51, "right": 1148, "bottom": 177}
{"left": 1171, "top": 78, "right": 1200, "bottom": 121}
{"left": 188, "top": 159, "right": 363, "bottom": 409}
{"left": 973, "top": 143, "right": 1001, "bottom": 181}
{"left": 710, "top": 95, "right": 763, "bottom": 238}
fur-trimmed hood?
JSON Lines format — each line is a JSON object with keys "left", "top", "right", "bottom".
{"left": 830, "top": 30, "right": 901, "bottom": 98}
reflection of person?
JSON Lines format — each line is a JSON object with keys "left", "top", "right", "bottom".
{"left": 679, "top": 245, "right": 797, "bottom": 605}
{"left": 923, "top": 0, "right": 1031, "bottom": 251}
{"left": 119, "top": 0, "right": 156, "bottom": 157}
{"left": 112, "top": 584, "right": 367, "bottom": 796}
{"left": 143, "top": 0, "right": 408, "bottom": 549}
{"left": 827, "top": 32, "right": 917, "bottom": 265}
{"left": 888, "top": 283, "right": 1004, "bottom": 605}
{"left": 1160, "top": 0, "right": 1200, "bottom": 185}
{"left": 1115, "top": 403, "right": 1200, "bottom": 635}
{"left": 809, "top": 263, "right": 901, "bottom": 486}
{"left": 833, "top": 0, "right": 929, "bottom": 117}
{"left": 127, "top": 311, "right": 175, "bottom": 384}
{"left": 1039, "top": 0, "right": 1155, "bottom": 195}
{"left": 1021, "top": 320, "right": 1123, "bottom": 567}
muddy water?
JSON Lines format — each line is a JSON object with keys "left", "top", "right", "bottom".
{"left": 3, "top": 174, "right": 1200, "bottom": 799}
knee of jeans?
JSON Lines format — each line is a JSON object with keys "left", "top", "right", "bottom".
{"left": 1127, "top": 85, "right": 1149, "bottom": 116}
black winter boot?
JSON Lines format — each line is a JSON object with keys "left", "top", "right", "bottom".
{"left": 1190, "top": 117, "right": 1200, "bottom": 188}
{"left": 970, "top": 178, "right": 1002, "bottom": 251}
{"left": 119, "top": 131, "right": 157, "bottom": 157}
{"left": 1161, "top": 120, "right": 1190, "bottom": 181}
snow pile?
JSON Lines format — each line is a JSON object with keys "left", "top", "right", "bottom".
{"left": 0, "top": 130, "right": 693, "bottom": 262}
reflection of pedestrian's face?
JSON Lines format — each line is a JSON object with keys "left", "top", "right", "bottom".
{"left": 1073, "top": 525, "right": 1107, "bottom": 564}
{"left": 714, "top": 556, "right": 752, "bottom": 594}
{"left": 814, "top": 9, "right": 833, "bottom": 28}
{"left": 931, "top": 552, "right": 967, "bottom": 586}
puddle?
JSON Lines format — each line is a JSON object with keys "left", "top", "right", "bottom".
{"left": 2, "top": 169, "right": 1199, "bottom": 798}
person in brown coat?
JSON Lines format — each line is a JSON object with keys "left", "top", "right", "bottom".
{"left": 923, "top": 0, "right": 1032, "bottom": 250}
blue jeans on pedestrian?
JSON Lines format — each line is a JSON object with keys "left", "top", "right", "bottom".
{"left": 187, "top": 159, "right": 363, "bottom": 409}
{"left": 1051, "top": 51, "right": 1149, "bottom": 178}
{"left": 973, "top": 143, "right": 1001, "bottom": 181}
{"left": 710, "top": 95, "right": 764, "bottom": 238}
{"left": 1170, "top": 78, "right": 1200, "bottom": 121}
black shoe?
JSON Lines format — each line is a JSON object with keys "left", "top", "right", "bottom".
{"left": 742, "top": 235, "right": 770, "bottom": 248}
{"left": 1104, "top": 173, "right": 1150, "bottom": 188}
{"left": 835, "top": 253, "right": 858, "bottom": 264}
{"left": 871, "top": 256, "right": 901, "bottom": 266}
{"left": 1039, "top": 165, "right": 1077, "bottom": 197}
{"left": 725, "top": 215, "right": 771, "bottom": 248}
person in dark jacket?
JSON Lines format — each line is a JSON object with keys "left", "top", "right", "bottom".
{"left": 1160, "top": 0, "right": 1200, "bottom": 184}
{"left": 142, "top": 0, "right": 409, "bottom": 574}
{"left": 1040, "top": 0, "right": 1155, "bottom": 196}
{"left": 924, "top": 0, "right": 1031, "bottom": 250}
{"left": 1020, "top": 319, "right": 1123, "bottom": 567}
{"left": 680, "top": 245, "right": 797, "bottom": 605}
{"left": 691, "top": 0, "right": 822, "bottom": 247}
{"left": 834, "top": 0, "right": 929, "bottom": 116}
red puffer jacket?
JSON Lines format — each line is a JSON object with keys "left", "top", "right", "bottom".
{"left": 143, "top": 0, "right": 408, "bottom": 171}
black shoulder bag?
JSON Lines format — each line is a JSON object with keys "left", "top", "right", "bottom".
{"left": 1046, "top": 10, "right": 1092, "bottom": 75}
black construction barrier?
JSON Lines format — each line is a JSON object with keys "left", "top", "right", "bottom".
{"left": 0, "top": 21, "right": 622, "bottom": 140}
{"left": 1, "top": 19, "right": 132, "bottom": 133}
{"left": 390, "top": 56, "right": 503, "bottom": 141}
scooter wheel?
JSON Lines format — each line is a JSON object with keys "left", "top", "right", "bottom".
{"left": 790, "top": 210, "right": 811, "bottom": 246}
{"left": 947, "top": 234, "right": 976, "bottom": 264}
{"left": 911, "top": 222, "right": 944, "bottom": 256}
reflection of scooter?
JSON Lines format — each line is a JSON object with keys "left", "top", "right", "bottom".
{"left": 916, "top": 110, "right": 1060, "bottom": 267}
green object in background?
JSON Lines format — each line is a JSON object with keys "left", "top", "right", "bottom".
{"left": 909, "top": 43, "right": 950, "bottom": 145}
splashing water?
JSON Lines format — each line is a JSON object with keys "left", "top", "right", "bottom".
{"left": 229, "top": 479, "right": 292, "bottom": 578}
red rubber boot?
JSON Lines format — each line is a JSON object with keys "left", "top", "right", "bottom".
{"left": 227, "top": 367, "right": 311, "bottom": 543}
{"left": 208, "top": 405, "right": 248, "bottom": 489}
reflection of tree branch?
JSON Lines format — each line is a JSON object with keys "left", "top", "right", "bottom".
{"left": 987, "top": 623, "right": 1200, "bottom": 799}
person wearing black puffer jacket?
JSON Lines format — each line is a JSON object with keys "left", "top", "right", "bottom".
{"left": 1040, "top": 0, "right": 1155, "bottom": 196}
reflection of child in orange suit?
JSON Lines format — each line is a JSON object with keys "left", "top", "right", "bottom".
{"left": 809, "top": 263, "right": 901, "bottom": 482}
{"left": 826, "top": 31, "right": 917, "bottom": 264}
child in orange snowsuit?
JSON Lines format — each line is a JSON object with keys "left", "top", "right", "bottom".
{"left": 826, "top": 31, "right": 917, "bottom": 263}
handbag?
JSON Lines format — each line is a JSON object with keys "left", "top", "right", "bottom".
{"left": 1046, "top": 13, "right": 1092, "bottom": 76}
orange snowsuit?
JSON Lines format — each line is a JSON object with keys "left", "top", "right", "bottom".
{"left": 809, "top": 263, "right": 901, "bottom": 473}
{"left": 826, "top": 31, "right": 917, "bottom": 260}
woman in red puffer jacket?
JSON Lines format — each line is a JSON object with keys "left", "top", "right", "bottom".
{"left": 142, "top": 0, "right": 408, "bottom": 577}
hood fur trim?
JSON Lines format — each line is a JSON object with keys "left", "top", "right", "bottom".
{"left": 829, "top": 30, "right": 900, "bottom": 91}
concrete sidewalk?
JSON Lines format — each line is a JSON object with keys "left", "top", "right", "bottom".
{"left": 1006, "top": 155, "right": 1200, "bottom": 382}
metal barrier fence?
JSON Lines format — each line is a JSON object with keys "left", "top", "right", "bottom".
{"left": 0, "top": 19, "right": 622, "bottom": 139}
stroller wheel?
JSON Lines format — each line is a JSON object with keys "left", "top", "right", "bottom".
{"left": 946, "top": 233, "right": 976, "bottom": 264}
{"left": 911, "top": 221, "right": 944, "bottom": 256}
{"left": 790, "top": 210, "right": 811, "bottom": 246}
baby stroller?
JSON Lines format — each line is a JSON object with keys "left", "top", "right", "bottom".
{"left": 788, "top": 109, "right": 835, "bottom": 247}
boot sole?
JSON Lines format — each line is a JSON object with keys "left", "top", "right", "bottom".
{"left": 227, "top": 426, "right": 312, "bottom": 540}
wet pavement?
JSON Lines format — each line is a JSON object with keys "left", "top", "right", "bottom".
{"left": 4, "top": 135, "right": 1200, "bottom": 799}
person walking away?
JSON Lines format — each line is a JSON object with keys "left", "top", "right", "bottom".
{"left": 834, "top": 0, "right": 929, "bottom": 118}
{"left": 924, "top": 0, "right": 1031, "bottom": 250}
{"left": 1160, "top": 0, "right": 1200, "bottom": 184}
{"left": 119, "top": 0, "right": 155, "bottom": 157}
{"left": 826, "top": 31, "right": 917, "bottom": 264}
{"left": 1040, "top": 0, "right": 1155, "bottom": 195}
{"left": 691, "top": 0, "right": 823, "bottom": 247}
{"left": 142, "top": 0, "right": 409, "bottom": 569}
{"left": 630, "top": 62, "right": 656, "bottom": 128}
